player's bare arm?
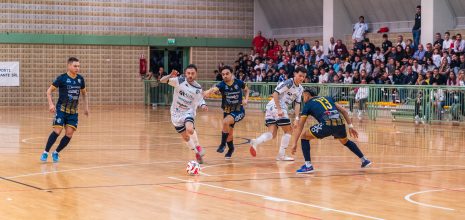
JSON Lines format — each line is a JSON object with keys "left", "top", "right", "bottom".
{"left": 293, "top": 102, "right": 301, "bottom": 128}
{"left": 291, "top": 115, "right": 307, "bottom": 155}
{"left": 81, "top": 88, "right": 89, "bottom": 116}
{"left": 336, "top": 103, "right": 358, "bottom": 138}
{"left": 160, "top": 70, "right": 178, "bottom": 83}
{"left": 47, "top": 85, "right": 57, "bottom": 113}
{"left": 242, "top": 85, "right": 249, "bottom": 106}
{"left": 203, "top": 87, "right": 219, "bottom": 97}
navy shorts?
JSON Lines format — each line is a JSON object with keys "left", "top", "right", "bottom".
{"left": 174, "top": 117, "right": 194, "bottom": 133}
{"left": 53, "top": 110, "right": 78, "bottom": 130}
{"left": 309, "top": 123, "right": 347, "bottom": 139}
{"left": 223, "top": 110, "right": 245, "bottom": 128}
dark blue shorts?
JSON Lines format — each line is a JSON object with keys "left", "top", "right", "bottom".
{"left": 53, "top": 110, "right": 78, "bottom": 130}
{"left": 309, "top": 123, "right": 347, "bottom": 139}
{"left": 223, "top": 110, "right": 245, "bottom": 128}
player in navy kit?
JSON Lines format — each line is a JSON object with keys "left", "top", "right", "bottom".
{"left": 291, "top": 87, "right": 371, "bottom": 173}
{"left": 40, "top": 57, "right": 89, "bottom": 163}
{"left": 203, "top": 65, "right": 249, "bottom": 159}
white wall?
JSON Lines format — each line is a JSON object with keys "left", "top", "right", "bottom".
{"left": 323, "top": 0, "right": 353, "bottom": 53}
{"left": 421, "top": 0, "right": 456, "bottom": 44}
{"left": 254, "top": 0, "right": 272, "bottom": 38}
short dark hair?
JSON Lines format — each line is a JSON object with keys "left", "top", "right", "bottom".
{"left": 185, "top": 64, "right": 198, "bottom": 72}
{"left": 294, "top": 66, "right": 308, "bottom": 74}
{"left": 220, "top": 65, "right": 233, "bottom": 73}
{"left": 445, "top": 31, "right": 450, "bottom": 35}
{"left": 359, "top": 16, "right": 365, "bottom": 20}
{"left": 382, "top": 34, "right": 388, "bottom": 38}
{"left": 303, "top": 87, "right": 318, "bottom": 96}
{"left": 416, "top": 5, "right": 421, "bottom": 9}
{"left": 67, "top": 57, "right": 79, "bottom": 64}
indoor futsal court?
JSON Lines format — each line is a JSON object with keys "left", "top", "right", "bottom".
{"left": 0, "top": 107, "right": 464, "bottom": 219}
{"left": 1, "top": 0, "right": 465, "bottom": 220}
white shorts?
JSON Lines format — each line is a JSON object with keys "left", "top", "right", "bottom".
{"left": 264, "top": 103, "right": 291, "bottom": 127}
{"left": 171, "top": 111, "right": 195, "bottom": 133}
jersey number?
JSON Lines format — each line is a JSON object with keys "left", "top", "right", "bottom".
{"left": 315, "top": 97, "right": 333, "bottom": 110}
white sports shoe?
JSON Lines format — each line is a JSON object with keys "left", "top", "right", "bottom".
{"left": 276, "top": 155, "right": 294, "bottom": 161}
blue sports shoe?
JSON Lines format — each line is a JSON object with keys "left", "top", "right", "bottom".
{"left": 296, "top": 164, "right": 314, "bottom": 174}
{"left": 217, "top": 145, "right": 226, "bottom": 153}
{"left": 361, "top": 159, "right": 372, "bottom": 168}
{"left": 52, "top": 152, "right": 59, "bottom": 163}
{"left": 40, "top": 152, "right": 48, "bottom": 162}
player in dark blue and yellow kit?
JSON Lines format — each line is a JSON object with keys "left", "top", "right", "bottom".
{"left": 40, "top": 57, "right": 89, "bottom": 163}
{"left": 291, "top": 87, "right": 371, "bottom": 173}
{"left": 204, "top": 65, "right": 249, "bottom": 159}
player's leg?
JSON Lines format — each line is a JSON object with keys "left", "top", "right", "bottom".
{"left": 296, "top": 128, "right": 317, "bottom": 174}
{"left": 217, "top": 114, "right": 235, "bottom": 153}
{"left": 184, "top": 120, "right": 205, "bottom": 164}
{"left": 52, "top": 125, "right": 75, "bottom": 163}
{"left": 277, "top": 122, "right": 293, "bottom": 161}
{"left": 250, "top": 106, "right": 278, "bottom": 157}
{"left": 335, "top": 126, "right": 371, "bottom": 168}
{"left": 249, "top": 123, "right": 277, "bottom": 157}
{"left": 41, "top": 110, "right": 65, "bottom": 162}
{"left": 225, "top": 127, "right": 235, "bottom": 159}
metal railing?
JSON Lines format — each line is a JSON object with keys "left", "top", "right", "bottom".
{"left": 144, "top": 80, "right": 465, "bottom": 123}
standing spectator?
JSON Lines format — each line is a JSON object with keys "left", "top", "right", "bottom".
{"left": 352, "top": 16, "right": 368, "bottom": 47}
{"left": 252, "top": 31, "right": 267, "bottom": 54}
{"left": 355, "top": 79, "right": 369, "bottom": 119}
{"left": 412, "top": 5, "right": 421, "bottom": 49}
{"left": 327, "top": 37, "right": 336, "bottom": 57}
{"left": 434, "top": 33, "right": 444, "bottom": 51}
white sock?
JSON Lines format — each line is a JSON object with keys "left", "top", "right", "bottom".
{"left": 43, "top": 151, "right": 48, "bottom": 154}
{"left": 191, "top": 130, "right": 200, "bottom": 146}
{"left": 279, "top": 133, "right": 291, "bottom": 156}
{"left": 254, "top": 132, "right": 273, "bottom": 146}
{"left": 305, "top": 161, "right": 312, "bottom": 167}
{"left": 184, "top": 138, "right": 197, "bottom": 152}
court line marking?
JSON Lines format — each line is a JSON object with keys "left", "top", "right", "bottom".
{"left": 404, "top": 188, "right": 465, "bottom": 211}
{"left": 168, "top": 177, "right": 385, "bottom": 220}
{"left": 4, "top": 157, "right": 277, "bottom": 180}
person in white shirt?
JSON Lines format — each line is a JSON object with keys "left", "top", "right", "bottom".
{"left": 372, "top": 47, "right": 385, "bottom": 63}
{"left": 312, "top": 40, "right": 324, "bottom": 53}
{"left": 249, "top": 67, "right": 307, "bottom": 161}
{"left": 160, "top": 64, "right": 207, "bottom": 164}
{"left": 327, "top": 37, "right": 336, "bottom": 56}
{"left": 396, "top": 35, "right": 406, "bottom": 49}
{"left": 355, "top": 79, "right": 369, "bottom": 119}
{"left": 454, "top": 33, "right": 465, "bottom": 54}
{"left": 442, "top": 32, "right": 452, "bottom": 52}
{"left": 352, "top": 16, "right": 368, "bottom": 43}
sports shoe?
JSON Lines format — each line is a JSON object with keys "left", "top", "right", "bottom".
{"left": 195, "top": 146, "right": 205, "bottom": 164}
{"left": 52, "top": 152, "right": 59, "bottom": 163}
{"left": 276, "top": 155, "right": 294, "bottom": 161}
{"left": 225, "top": 146, "right": 235, "bottom": 160}
{"left": 249, "top": 139, "right": 257, "bottom": 157}
{"left": 361, "top": 159, "right": 372, "bottom": 168}
{"left": 415, "top": 115, "right": 420, "bottom": 124}
{"left": 40, "top": 152, "right": 48, "bottom": 162}
{"left": 217, "top": 145, "right": 226, "bottom": 153}
{"left": 357, "top": 111, "right": 362, "bottom": 120}
{"left": 296, "top": 164, "right": 314, "bottom": 174}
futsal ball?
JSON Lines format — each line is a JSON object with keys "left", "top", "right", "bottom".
{"left": 186, "top": 160, "right": 201, "bottom": 175}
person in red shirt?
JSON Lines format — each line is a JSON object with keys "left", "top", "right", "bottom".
{"left": 252, "top": 31, "right": 268, "bottom": 54}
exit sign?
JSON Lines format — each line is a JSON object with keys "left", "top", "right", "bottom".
{"left": 167, "top": 38, "right": 176, "bottom": 45}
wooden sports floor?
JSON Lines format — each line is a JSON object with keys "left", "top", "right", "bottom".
{"left": 0, "top": 106, "right": 464, "bottom": 220}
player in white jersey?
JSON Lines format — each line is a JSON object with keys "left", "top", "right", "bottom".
{"left": 249, "top": 66, "right": 307, "bottom": 161}
{"left": 160, "top": 64, "right": 207, "bottom": 163}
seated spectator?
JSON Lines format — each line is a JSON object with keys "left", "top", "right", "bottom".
{"left": 439, "top": 56, "right": 450, "bottom": 75}
{"left": 298, "top": 39, "right": 310, "bottom": 54}
{"left": 327, "top": 37, "right": 336, "bottom": 57}
{"left": 312, "top": 40, "right": 323, "bottom": 53}
{"left": 431, "top": 68, "right": 446, "bottom": 85}
{"left": 454, "top": 34, "right": 465, "bottom": 54}
{"left": 404, "top": 66, "right": 419, "bottom": 85}
{"left": 396, "top": 35, "right": 406, "bottom": 49}
{"left": 432, "top": 48, "right": 442, "bottom": 67}
{"left": 447, "top": 71, "right": 458, "bottom": 86}
{"left": 372, "top": 47, "right": 385, "bottom": 63}
{"left": 405, "top": 46, "right": 414, "bottom": 60}
{"left": 359, "top": 57, "right": 372, "bottom": 74}
{"left": 343, "top": 71, "right": 353, "bottom": 84}
{"left": 412, "top": 59, "right": 423, "bottom": 74}
{"left": 352, "top": 70, "right": 362, "bottom": 84}
{"left": 334, "top": 39, "right": 349, "bottom": 58}
{"left": 458, "top": 70, "right": 465, "bottom": 86}
{"left": 352, "top": 56, "right": 362, "bottom": 72}
{"left": 318, "top": 68, "right": 329, "bottom": 84}
{"left": 422, "top": 58, "right": 436, "bottom": 74}
{"left": 382, "top": 34, "right": 393, "bottom": 57}
{"left": 392, "top": 68, "right": 405, "bottom": 85}
{"left": 413, "top": 44, "right": 426, "bottom": 63}
{"left": 443, "top": 32, "right": 452, "bottom": 52}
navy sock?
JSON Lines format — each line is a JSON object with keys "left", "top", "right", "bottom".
{"left": 227, "top": 141, "right": 234, "bottom": 150}
{"left": 45, "top": 132, "right": 59, "bottom": 152}
{"left": 220, "top": 132, "right": 229, "bottom": 146}
{"left": 301, "top": 139, "right": 311, "bottom": 162}
{"left": 55, "top": 136, "right": 71, "bottom": 153}
{"left": 344, "top": 140, "right": 364, "bottom": 158}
